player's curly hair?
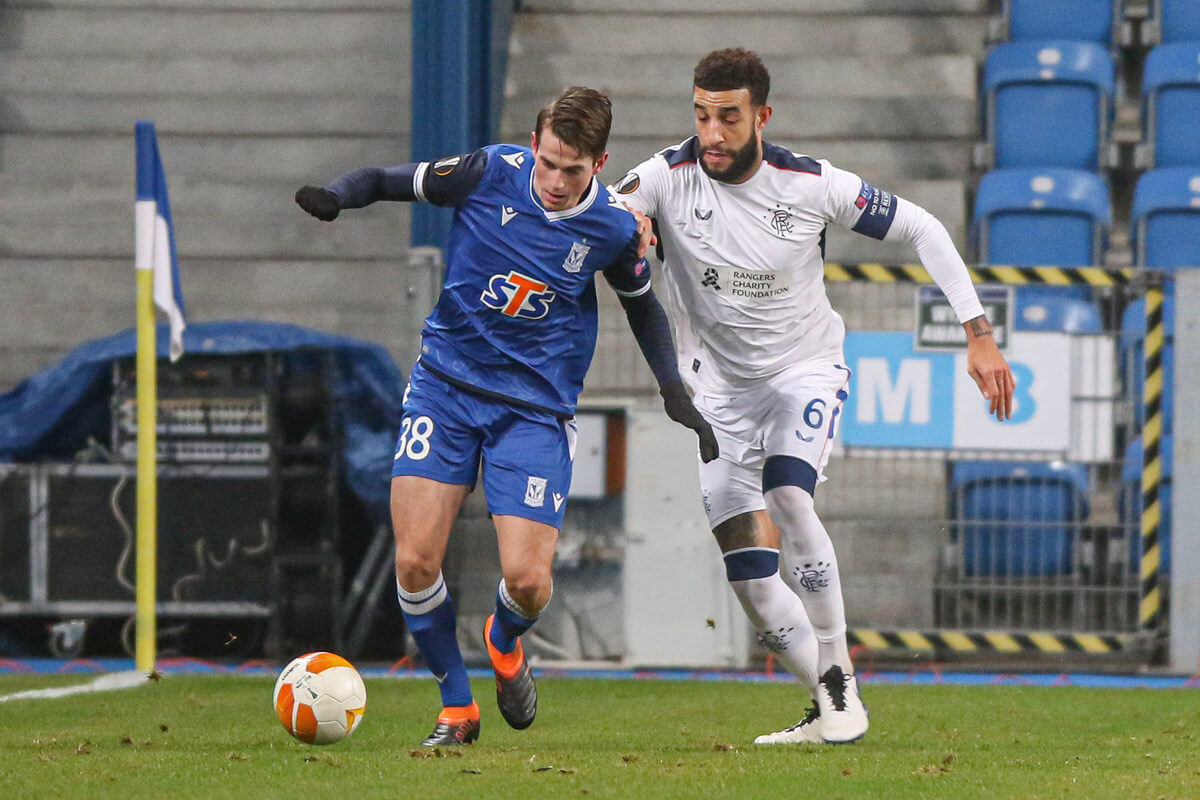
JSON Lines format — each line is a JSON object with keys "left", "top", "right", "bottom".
{"left": 534, "top": 86, "right": 613, "bottom": 160}
{"left": 693, "top": 48, "right": 770, "bottom": 107}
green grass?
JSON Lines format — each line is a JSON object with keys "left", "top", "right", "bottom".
{"left": 1, "top": 674, "right": 1197, "bottom": 800}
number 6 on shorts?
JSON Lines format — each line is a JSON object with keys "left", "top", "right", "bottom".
{"left": 803, "top": 398, "right": 826, "bottom": 430}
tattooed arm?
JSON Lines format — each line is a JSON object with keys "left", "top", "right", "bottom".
{"left": 964, "top": 314, "right": 1015, "bottom": 421}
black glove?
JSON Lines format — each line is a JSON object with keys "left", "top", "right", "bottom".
{"left": 660, "top": 380, "right": 719, "bottom": 463}
{"left": 295, "top": 185, "right": 340, "bottom": 221}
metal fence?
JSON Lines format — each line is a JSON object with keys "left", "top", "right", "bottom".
{"left": 406, "top": 257, "right": 1172, "bottom": 668}
{"left": 820, "top": 264, "right": 1167, "bottom": 661}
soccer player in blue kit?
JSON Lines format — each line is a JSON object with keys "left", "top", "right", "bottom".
{"left": 296, "top": 87, "right": 718, "bottom": 746}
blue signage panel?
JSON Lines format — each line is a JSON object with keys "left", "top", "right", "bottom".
{"left": 839, "top": 331, "right": 1074, "bottom": 452}
{"left": 841, "top": 332, "right": 956, "bottom": 448}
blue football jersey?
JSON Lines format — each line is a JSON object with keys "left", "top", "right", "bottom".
{"left": 413, "top": 145, "right": 650, "bottom": 416}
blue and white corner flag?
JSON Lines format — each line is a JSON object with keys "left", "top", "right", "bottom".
{"left": 134, "top": 120, "right": 186, "bottom": 361}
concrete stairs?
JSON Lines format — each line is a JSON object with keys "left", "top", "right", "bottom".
{"left": 506, "top": 1, "right": 987, "bottom": 260}
{"left": 504, "top": 0, "right": 988, "bottom": 401}
{"left": 0, "top": 0, "right": 414, "bottom": 389}
{"left": 1, "top": 0, "right": 990, "bottom": 426}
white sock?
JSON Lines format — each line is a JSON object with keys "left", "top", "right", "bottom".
{"left": 766, "top": 486, "right": 853, "bottom": 676}
{"left": 729, "top": 571, "right": 820, "bottom": 692}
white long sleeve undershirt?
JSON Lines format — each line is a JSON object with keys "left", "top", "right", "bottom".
{"left": 884, "top": 196, "right": 985, "bottom": 324}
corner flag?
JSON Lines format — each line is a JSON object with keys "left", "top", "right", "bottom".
{"left": 134, "top": 120, "right": 186, "bottom": 361}
{"left": 132, "top": 119, "right": 188, "bottom": 672}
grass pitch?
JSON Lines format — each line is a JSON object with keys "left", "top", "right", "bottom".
{"left": 1, "top": 673, "right": 1197, "bottom": 800}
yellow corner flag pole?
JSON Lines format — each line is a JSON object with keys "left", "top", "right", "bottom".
{"left": 135, "top": 118, "right": 182, "bottom": 674}
{"left": 134, "top": 260, "right": 158, "bottom": 672}
{"left": 134, "top": 120, "right": 188, "bottom": 673}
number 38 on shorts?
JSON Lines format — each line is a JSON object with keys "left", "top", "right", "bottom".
{"left": 394, "top": 415, "right": 435, "bottom": 461}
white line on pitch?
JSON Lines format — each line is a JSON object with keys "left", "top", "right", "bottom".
{"left": 0, "top": 671, "right": 148, "bottom": 703}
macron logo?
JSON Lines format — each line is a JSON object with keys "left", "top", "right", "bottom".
{"left": 500, "top": 205, "right": 517, "bottom": 226}
{"left": 552, "top": 493, "right": 565, "bottom": 512}
{"left": 501, "top": 152, "right": 525, "bottom": 169}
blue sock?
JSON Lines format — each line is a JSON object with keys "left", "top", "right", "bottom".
{"left": 397, "top": 573, "right": 472, "bottom": 708}
{"left": 488, "top": 579, "right": 540, "bottom": 654}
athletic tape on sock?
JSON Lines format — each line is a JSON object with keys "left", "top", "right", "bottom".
{"left": 723, "top": 547, "right": 780, "bottom": 581}
{"left": 763, "top": 455, "right": 818, "bottom": 495}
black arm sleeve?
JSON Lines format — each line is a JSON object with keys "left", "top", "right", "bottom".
{"left": 618, "top": 290, "right": 682, "bottom": 389}
{"left": 325, "top": 166, "right": 416, "bottom": 209}
{"left": 602, "top": 231, "right": 653, "bottom": 296}
{"left": 325, "top": 149, "right": 489, "bottom": 209}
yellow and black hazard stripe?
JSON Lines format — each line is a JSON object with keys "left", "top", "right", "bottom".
{"left": 1140, "top": 288, "right": 1167, "bottom": 631}
{"left": 848, "top": 628, "right": 1136, "bottom": 654}
{"left": 824, "top": 263, "right": 1135, "bottom": 287}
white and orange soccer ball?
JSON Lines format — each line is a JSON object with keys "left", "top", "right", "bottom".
{"left": 273, "top": 652, "right": 367, "bottom": 745}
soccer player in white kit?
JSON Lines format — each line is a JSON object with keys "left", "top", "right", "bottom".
{"left": 614, "top": 49, "right": 1015, "bottom": 744}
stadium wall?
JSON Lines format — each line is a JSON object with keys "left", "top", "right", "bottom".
{"left": 0, "top": 0, "right": 415, "bottom": 390}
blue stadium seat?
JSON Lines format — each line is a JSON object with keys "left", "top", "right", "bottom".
{"left": 1014, "top": 286, "right": 1102, "bottom": 333}
{"left": 951, "top": 461, "right": 1089, "bottom": 577}
{"left": 1002, "top": 0, "right": 1115, "bottom": 45}
{"left": 1119, "top": 435, "right": 1173, "bottom": 574}
{"left": 974, "top": 168, "right": 1111, "bottom": 267}
{"left": 1119, "top": 294, "right": 1176, "bottom": 432}
{"left": 1142, "top": 42, "right": 1200, "bottom": 168}
{"left": 1132, "top": 168, "right": 1200, "bottom": 269}
{"left": 1156, "top": 0, "right": 1200, "bottom": 43}
{"left": 983, "top": 41, "right": 1114, "bottom": 169}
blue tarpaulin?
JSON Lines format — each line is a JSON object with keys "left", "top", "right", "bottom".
{"left": 0, "top": 320, "right": 406, "bottom": 518}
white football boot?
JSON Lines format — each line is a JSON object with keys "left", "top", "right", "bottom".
{"left": 753, "top": 705, "right": 823, "bottom": 744}
{"left": 815, "top": 665, "right": 868, "bottom": 743}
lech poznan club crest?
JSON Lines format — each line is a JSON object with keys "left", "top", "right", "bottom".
{"left": 524, "top": 476, "right": 548, "bottom": 507}
{"left": 563, "top": 241, "right": 590, "bottom": 273}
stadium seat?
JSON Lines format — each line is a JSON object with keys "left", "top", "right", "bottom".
{"left": 1132, "top": 168, "right": 1200, "bottom": 269}
{"left": 1156, "top": 0, "right": 1200, "bottom": 43}
{"left": 1119, "top": 294, "right": 1176, "bottom": 432}
{"left": 1001, "top": 0, "right": 1116, "bottom": 45}
{"left": 1013, "top": 286, "right": 1102, "bottom": 333}
{"left": 1141, "top": 42, "right": 1200, "bottom": 168}
{"left": 974, "top": 168, "right": 1111, "bottom": 267}
{"left": 983, "top": 41, "right": 1114, "bottom": 169}
{"left": 1119, "top": 435, "right": 1173, "bottom": 574}
{"left": 951, "top": 461, "right": 1089, "bottom": 577}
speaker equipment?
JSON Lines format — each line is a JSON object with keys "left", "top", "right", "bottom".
{"left": 5, "top": 348, "right": 345, "bottom": 659}
{"left": 43, "top": 464, "right": 273, "bottom": 604}
{"left": 110, "top": 354, "right": 274, "bottom": 464}
{"left": 109, "top": 351, "right": 339, "bottom": 466}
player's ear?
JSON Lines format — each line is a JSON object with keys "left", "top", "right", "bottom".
{"left": 591, "top": 151, "right": 609, "bottom": 174}
{"left": 530, "top": 131, "right": 538, "bottom": 154}
{"left": 756, "top": 104, "right": 772, "bottom": 131}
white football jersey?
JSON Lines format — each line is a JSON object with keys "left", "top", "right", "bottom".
{"left": 613, "top": 136, "right": 982, "bottom": 389}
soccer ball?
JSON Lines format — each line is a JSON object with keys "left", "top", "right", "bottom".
{"left": 273, "top": 651, "right": 367, "bottom": 745}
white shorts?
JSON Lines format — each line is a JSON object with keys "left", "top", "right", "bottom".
{"left": 693, "top": 359, "right": 851, "bottom": 528}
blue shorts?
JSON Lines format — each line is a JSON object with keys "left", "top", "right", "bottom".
{"left": 391, "top": 362, "right": 576, "bottom": 528}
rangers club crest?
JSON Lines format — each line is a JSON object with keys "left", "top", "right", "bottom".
{"left": 769, "top": 204, "right": 795, "bottom": 236}
{"left": 563, "top": 241, "right": 590, "bottom": 273}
